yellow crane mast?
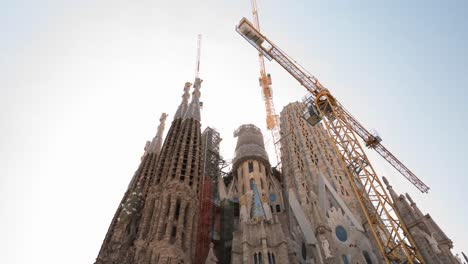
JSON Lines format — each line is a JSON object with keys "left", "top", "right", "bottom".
{"left": 250, "top": 0, "right": 282, "bottom": 169}
{"left": 236, "top": 17, "right": 428, "bottom": 263}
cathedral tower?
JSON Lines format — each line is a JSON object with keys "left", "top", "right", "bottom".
{"left": 384, "top": 177, "right": 459, "bottom": 264}
{"left": 95, "top": 78, "right": 204, "bottom": 264}
{"left": 279, "top": 102, "right": 383, "bottom": 264}
{"left": 227, "top": 124, "right": 289, "bottom": 264}
{"left": 95, "top": 113, "right": 168, "bottom": 264}
{"left": 133, "top": 78, "right": 203, "bottom": 263}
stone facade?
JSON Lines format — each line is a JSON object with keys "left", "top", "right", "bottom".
{"left": 95, "top": 79, "right": 203, "bottom": 264}
{"left": 95, "top": 91, "right": 460, "bottom": 264}
{"left": 278, "top": 102, "right": 383, "bottom": 264}
{"left": 384, "top": 177, "right": 459, "bottom": 264}
{"left": 227, "top": 124, "right": 289, "bottom": 264}
{"left": 95, "top": 113, "right": 167, "bottom": 264}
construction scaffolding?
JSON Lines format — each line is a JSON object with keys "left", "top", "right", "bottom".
{"left": 195, "top": 127, "right": 228, "bottom": 264}
{"left": 219, "top": 199, "right": 238, "bottom": 264}
{"left": 233, "top": 124, "right": 269, "bottom": 167}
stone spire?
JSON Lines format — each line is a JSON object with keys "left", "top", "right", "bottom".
{"left": 131, "top": 77, "right": 204, "bottom": 264}
{"left": 405, "top": 193, "right": 425, "bottom": 218}
{"left": 382, "top": 176, "right": 399, "bottom": 202}
{"left": 148, "top": 113, "right": 168, "bottom": 154}
{"left": 174, "top": 82, "right": 192, "bottom": 119}
{"left": 383, "top": 176, "right": 416, "bottom": 224}
{"left": 462, "top": 252, "right": 468, "bottom": 263}
{"left": 95, "top": 117, "right": 167, "bottom": 264}
{"left": 185, "top": 77, "right": 202, "bottom": 121}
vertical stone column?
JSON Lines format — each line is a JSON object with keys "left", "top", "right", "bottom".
{"left": 164, "top": 198, "right": 178, "bottom": 241}
{"left": 175, "top": 200, "right": 188, "bottom": 247}
{"left": 241, "top": 227, "right": 250, "bottom": 264}
{"left": 155, "top": 194, "right": 171, "bottom": 241}
{"left": 190, "top": 207, "right": 199, "bottom": 260}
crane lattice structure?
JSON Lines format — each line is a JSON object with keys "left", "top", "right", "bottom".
{"left": 236, "top": 17, "right": 429, "bottom": 264}
{"left": 250, "top": 0, "right": 282, "bottom": 169}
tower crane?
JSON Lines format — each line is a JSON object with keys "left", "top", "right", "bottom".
{"left": 236, "top": 17, "right": 428, "bottom": 264}
{"left": 250, "top": 0, "right": 282, "bottom": 169}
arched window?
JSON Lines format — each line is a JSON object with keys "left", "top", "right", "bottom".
{"left": 335, "top": 225, "right": 348, "bottom": 242}
{"left": 268, "top": 252, "right": 272, "bottom": 264}
{"left": 254, "top": 253, "right": 258, "bottom": 264}
{"left": 174, "top": 199, "right": 181, "bottom": 220}
{"left": 342, "top": 255, "right": 349, "bottom": 264}
{"left": 258, "top": 252, "right": 263, "bottom": 264}
{"left": 269, "top": 194, "right": 276, "bottom": 202}
{"left": 248, "top": 161, "right": 254, "bottom": 172}
{"left": 272, "top": 253, "right": 276, "bottom": 264}
{"left": 301, "top": 242, "right": 307, "bottom": 260}
{"left": 170, "top": 226, "right": 177, "bottom": 244}
{"left": 363, "top": 251, "right": 372, "bottom": 264}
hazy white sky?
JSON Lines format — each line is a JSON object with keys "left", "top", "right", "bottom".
{"left": 2, "top": 0, "right": 467, "bottom": 263}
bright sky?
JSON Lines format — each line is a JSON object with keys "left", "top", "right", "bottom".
{"left": 2, "top": 0, "right": 467, "bottom": 263}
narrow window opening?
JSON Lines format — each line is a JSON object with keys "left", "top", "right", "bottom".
{"left": 248, "top": 161, "right": 254, "bottom": 173}
{"left": 174, "top": 200, "right": 181, "bottom": 220}
{"left": 170, "top": 226, "right": 177, "bottom": 244}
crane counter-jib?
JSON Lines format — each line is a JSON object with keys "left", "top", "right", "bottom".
{"left": 236, "top": 18, "right": 273, "bottom": 61}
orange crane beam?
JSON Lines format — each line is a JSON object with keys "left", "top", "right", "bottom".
{"left": 250, "top": 0, "right": 282, "bottom": 169}
{"left": 236, "top": 17, "right": 427, "bottom": 263}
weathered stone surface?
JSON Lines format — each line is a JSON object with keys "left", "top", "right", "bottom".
{"left": 95, "top": 81, "right": 203, "bottom": 264}
{"left": 95, "top": 95, "right": 459, "bottom": 264}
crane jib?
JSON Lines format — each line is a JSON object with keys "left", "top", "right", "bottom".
{"left": 236, "top": 16, "right": 428, "bottom": 194}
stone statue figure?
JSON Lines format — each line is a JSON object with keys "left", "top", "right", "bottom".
{"left": 205, "top": 243, "right": 218, "bottom": 264}
{"left": 455, "top": 253, "right": 462, "bottom": 264}
{"left": 320, "top": 236, "right": 332, "bottom": 258}
{"left": 424, "top": 232, "right": 441, "bottom": 253}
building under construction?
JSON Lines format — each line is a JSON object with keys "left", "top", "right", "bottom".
{"left": 94, "top": 2, "right": 464, "bottom": 264}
